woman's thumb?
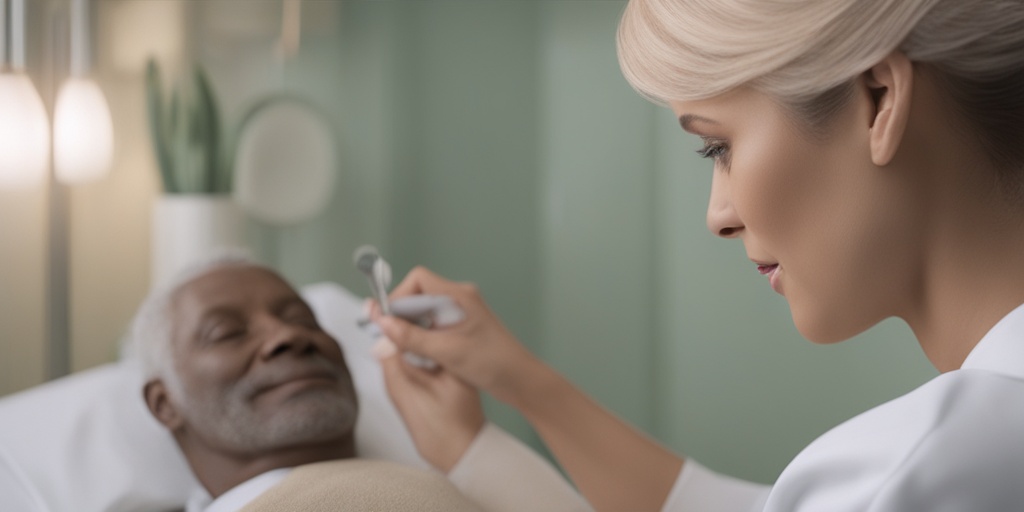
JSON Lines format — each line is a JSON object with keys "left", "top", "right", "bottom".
{"left": 377, "top": 315, "right": 437, "bottom": 358}
{"left": 376, "top": 343, "right": 415, "bottom": 406}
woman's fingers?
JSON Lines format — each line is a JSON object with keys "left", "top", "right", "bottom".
{"left": 368, "top": 265, "right": 472, "bottom": 323}
{"left": 377, "top": 316, "right": 444, "bottom": 360}
{"left": 379, "top": 343, "right": 430, "bottom": 391}
{"left": 376, "top": 343, "right": 485, "bottom": 473}
{"left": 370, "top": 265, "right": 536, "bottom": 402}
{"left": 389, "top": 266, "right": 464, "bottom": 300}
{"left": 377, "top": 347, "right": 408, "bottom": 395}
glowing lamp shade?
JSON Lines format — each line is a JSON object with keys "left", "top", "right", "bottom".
{"left": 54, "top": 78, "right": 114, "bottom": 184}
{"left": 0, "top": 73, "right": 51, "bottom": 189}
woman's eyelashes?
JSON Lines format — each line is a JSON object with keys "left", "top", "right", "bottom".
{"left": 696, "top": 138, "right": 731, "bottom": 166}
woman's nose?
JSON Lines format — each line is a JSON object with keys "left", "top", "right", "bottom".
{"left": 706, "top": 171, "right": 744, "bottom": 239}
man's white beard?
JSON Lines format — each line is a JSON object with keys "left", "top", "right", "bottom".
{"left": 182, "top": 384, "right": 358, "bottom": 453}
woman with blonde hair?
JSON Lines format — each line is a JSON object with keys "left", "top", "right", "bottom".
{"left": 372, "top": 0, "right": 1024, "bottom": 510}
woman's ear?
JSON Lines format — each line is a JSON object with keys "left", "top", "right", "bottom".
{"left": 144, "top": 379, "right": 185, "bottom": 431}
{"left": 864, "top": 52, "right": 914, "bottom": 166}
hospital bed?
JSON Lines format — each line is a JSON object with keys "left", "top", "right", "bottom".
{"left": 0, "top": 283, "right": 429, "bottom": 511}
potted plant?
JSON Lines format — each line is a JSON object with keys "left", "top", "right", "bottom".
{"left": 145, "top": 59, "right": 246, "bottom": 288}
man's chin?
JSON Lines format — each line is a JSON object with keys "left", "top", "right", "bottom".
{"left": 265, "top": 394, "right": 358, "bottom": 443}
{"left": 208, "top": 392, "right": 358, "bottom": 453}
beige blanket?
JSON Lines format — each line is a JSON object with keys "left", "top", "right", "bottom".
{"left": 241, "top": 459, "right": 482, "bottom": 512}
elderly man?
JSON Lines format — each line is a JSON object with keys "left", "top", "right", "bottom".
{"left": 132, "top": 256, "right": 591, "bottom": 512}
{"left": 133, "top": 256, "right": 481, "bottom": 511}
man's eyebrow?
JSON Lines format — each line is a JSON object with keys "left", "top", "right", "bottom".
{"left": 272, "top": 295, "right": 312, "bottom": 314}
{"left": 678, "top": 114, "right": 719, "bottom": 134}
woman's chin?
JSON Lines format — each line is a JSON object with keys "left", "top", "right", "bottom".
{"left": 790, "top": 301, "right": 873, "bottom": 345}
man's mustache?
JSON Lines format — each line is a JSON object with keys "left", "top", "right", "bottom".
{"left": 239, "top": 354, "right": 349, "bottom": 399}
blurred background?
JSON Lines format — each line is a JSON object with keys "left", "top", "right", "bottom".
{"left": 0, "top": 0, "right": 936, "bottom": 484}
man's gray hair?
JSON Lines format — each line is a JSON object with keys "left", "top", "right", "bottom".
{"left": 124, "top": 250, "right": 266, "bottom": 395}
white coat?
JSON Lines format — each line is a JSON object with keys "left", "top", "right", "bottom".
{"left": 665, "top": 302, "right": 1024, "bottom": 511}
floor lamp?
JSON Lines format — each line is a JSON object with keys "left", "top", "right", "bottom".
{"left": 0, "top": 0, "right": 112, "bottom": 380}
{"left": 47, "top": 0, "right": 113, "bottom": 379}
{"left": 0, "top": 0, "right": 61, "bottom": 379}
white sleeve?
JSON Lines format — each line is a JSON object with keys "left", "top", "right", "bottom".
{"left": 446, "top": 423, "right": 594, "bottom": 512}
{"left": 0, "top": 446, "right": 50, "bottom": 512}
{"left": 661, "top": 459, "right": 771, "bottom": 512}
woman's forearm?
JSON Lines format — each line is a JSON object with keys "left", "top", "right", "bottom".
{"left": 502, "top": 358, "right": 685, "bottom": 512}
{"left": 372, "top": 266, "right": 685, "bottom": 509}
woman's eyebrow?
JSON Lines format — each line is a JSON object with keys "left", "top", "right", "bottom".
{"left": 678, "top": 114, "right": 719, "bottom": 134}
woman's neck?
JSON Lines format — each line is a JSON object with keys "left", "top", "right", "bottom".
{"left": 902, "top": 179, "right": 1024, "bottom": 372}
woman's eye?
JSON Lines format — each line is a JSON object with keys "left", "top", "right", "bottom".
{"left": 696, "top": 140, "right": 729, "bottom": 161}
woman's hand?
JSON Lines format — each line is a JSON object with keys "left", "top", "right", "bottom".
{"left": 371, "top": 266, "right": 541, "bottom": 404}
{"left": 374, "top": 267, "right": 684, "bottom": 511}
{"left": 376, "top": 343, "right": 485, "bottom": 473}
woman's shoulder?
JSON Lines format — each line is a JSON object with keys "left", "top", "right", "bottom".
{"left": 764, "top": 370, "right": 1024, "bottom": 512}
{"left": 828, "top": 369, "right": 1024, "bottom": 445}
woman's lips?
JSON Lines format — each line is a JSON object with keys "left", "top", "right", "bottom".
{"left": 756, "top": 264, "right": 783, "bottom": 295}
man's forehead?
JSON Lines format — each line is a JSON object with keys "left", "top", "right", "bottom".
{"left": 172, "top": 265, "right": 300, "bottom": 315}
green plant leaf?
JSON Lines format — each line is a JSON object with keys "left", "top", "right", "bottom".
{"left": 143, "top": 59, "right": 225, "bottom": 195}
{"left": 145, "top": 59, "right": 177, "bottom": 193}
{"left": 193, "top": 66, "right": 221, "bottom": 194}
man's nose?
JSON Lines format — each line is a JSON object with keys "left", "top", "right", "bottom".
{"left": 706, "top": 170, "right": 744, "bottom": 239}
{"left": 259, "top": 320, "right": 315, "bottom": 359}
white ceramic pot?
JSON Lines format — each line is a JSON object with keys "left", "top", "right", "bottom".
{"left": 151, "top": 195, "right": 247, "bottom": 290}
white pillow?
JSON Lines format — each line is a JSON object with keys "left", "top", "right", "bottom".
{"left": 0, "top": 282, "right": 425, "bottom": 512}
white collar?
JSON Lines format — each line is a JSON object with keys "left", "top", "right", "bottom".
{"left": 961, "top": 302, "right": 1024, "bottom": 378}
{"left": 185, "top": 468, "right": 293, "bottom": 512}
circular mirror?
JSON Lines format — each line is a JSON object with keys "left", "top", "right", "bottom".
{"left": 233, "top": 98, "right": 336, "bottom": 225}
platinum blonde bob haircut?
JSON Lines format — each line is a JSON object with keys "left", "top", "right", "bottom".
{"left": 617, "top": 0, "right": 1024, "bottom": 170}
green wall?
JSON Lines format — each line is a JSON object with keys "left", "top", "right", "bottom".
{"left": 198, "top": 0, "right": 938, "bottom": 484}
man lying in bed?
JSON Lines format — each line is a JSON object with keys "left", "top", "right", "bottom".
{"left": 131, "top": 256, "right": 590, "bottom": 512}
{"left": 131, "top": 257, "right": 481, "bottom": 511}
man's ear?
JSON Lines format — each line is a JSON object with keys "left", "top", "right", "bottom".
{"left": 863, "top": 51, "right": 914, "bottom": 166}
{"left": 143, "top": 379, "right": 185, "bottom": 431}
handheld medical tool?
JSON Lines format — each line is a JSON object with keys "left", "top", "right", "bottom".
{"left": 352, "top": 246, "right": 466, "bottom": 369}
{"left": 353, "top": 245, "right": 392, "bottom": 316}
